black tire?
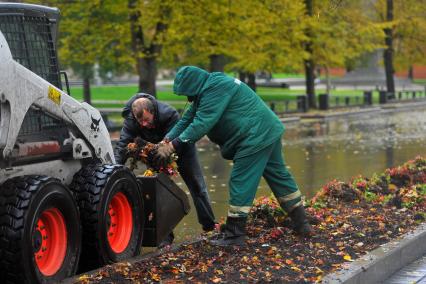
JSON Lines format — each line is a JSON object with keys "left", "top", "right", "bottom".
{"left": 0, "top": 176, "right": 81, "bottom": 284}
{"left": 71, "top": 164, "right": 144, "bottom": 271}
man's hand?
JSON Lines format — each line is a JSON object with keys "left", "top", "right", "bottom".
{"left": 154, "top": 142, "right": 175, "bottom": 168}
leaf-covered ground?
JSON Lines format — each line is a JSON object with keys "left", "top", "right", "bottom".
{"left": 74, "top": 156, "right": 426, "bottom": 283}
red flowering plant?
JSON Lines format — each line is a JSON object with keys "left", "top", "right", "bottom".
{"left": 310, "top": 179, "right": 361, "bottom": 207}
{"left": 350, "top": 175, "right": 382, "bottom": 203}
{"left": 310, "top": 156, "right": 426, "bottom": 209}
{"left": 126, "top": 138, "right": 179, "bottom": 177}
{"left": 351, "top": 175, "right": 368, "bottom": 191}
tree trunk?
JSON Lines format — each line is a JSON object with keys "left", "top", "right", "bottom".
{"left": 137, "top": 57, "right": 157, "bottom": 95}
{"left": 209, "top": 54, "right": 226, "bottom": 72}
{"left": 304, "top": 0, "right": 316, "bottom": 108}
{"left": 247, "top": 72, "right": 256, "bottom": 91}
{"left": 78, "top": 64, "right": 93, "bottom": 104}
{"left": 129, "top": 0, "right": 168, "bottom": 97}
{"left": 239, "top": 72, "right": 247, "bottom": 82}
{"left": 83, "top": 76, "right": 91, "bottom": 105}
{"left": 408, "top": 65, "right": 414, "bottom": 81}
{"left": 325, "top": 66, "right": 331, "bottom": 94}
{"left": 238, "top": 72, "right": 256, "bottom": 91}
{"left": 383, "top": 0, "right": 395, "bottom": 93}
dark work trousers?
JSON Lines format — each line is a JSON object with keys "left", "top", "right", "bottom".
{"left": 176, "top": 143, "right": 216, "bottom": 230}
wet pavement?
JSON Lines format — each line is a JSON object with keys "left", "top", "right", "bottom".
{"left": 385, "top": 254, "right": 426, "bottom": 284}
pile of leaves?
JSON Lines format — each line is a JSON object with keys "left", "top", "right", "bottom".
{"left": 74, "top": 156, "right": 425, "bottom": 283}
{"left": 127, "top": 138, "right": 178, "bottom": 176}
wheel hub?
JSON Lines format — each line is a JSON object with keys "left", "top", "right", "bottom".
{"left": 32, "top": 228, "right": 42, "bottom": 253}
{"left": 34, "top": 208, "right": 68, "bottom": 276}
{"left": 107, "top": 192, "right": 133, "bottom": 253}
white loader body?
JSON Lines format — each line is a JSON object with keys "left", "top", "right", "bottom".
{"left": 0, "top": 30, "right": 115, "bottom": 184}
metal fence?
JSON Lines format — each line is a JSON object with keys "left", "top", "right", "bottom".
{"left": 98, "top": 87, "right": 426, "bottom": 132}
{"left": 318, "top": 92, "right": 372, "bottom": 110}
{"left": 268, "top": 95, "right": 308, "bottom": 114}
{"left": 318, "top": 88, "right": 426, "bottom": 110}
{"left": 379, "top": 88, "right": 426, "bottom": 104}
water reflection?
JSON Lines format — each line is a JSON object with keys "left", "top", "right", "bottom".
{"left": 172, "top": 109, "right": 426, "bottom": 243}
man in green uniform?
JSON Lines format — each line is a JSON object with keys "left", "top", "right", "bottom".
{"left": 155, "top": 66, "right": 313, "bottom": 246}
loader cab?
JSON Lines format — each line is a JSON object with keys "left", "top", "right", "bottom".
{"left": 0, "top": 3, "right": 62, "bottom": 89}
{"left": 0, "top": 3, "right": 71, "bottom": 165}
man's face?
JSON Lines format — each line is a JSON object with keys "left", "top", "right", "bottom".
{"left": 135, "top": 109, "right": 155, "bottom": 129}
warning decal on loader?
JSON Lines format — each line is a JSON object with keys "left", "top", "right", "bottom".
{"left": 48, "top": 86, "right": 61, "bottom": 105}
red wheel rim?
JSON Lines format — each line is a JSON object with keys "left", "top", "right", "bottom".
{"left": 107, "top": 192, "right": 133, "bottom": 253}
{"left": 34, "top": 208, "right": 67, "bottom": 276}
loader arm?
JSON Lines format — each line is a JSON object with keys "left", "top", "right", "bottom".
{"left": 0, "top": 30, "right": 115, "bottom": 164}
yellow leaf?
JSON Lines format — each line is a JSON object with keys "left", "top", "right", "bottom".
{"left": 344, "top": 255, "right": 353, "bottom": 261}
{"left": 265, "top": 271, "right": 272, "bottom": 277}
{"left": 200, "top": 264, "right": 208, "bottom": 272}
{"left": 150, "top": 273, "right": 161, "bottom": 281}
{"left": 215, "top": 269, "right": 224, "bottom": 275}
{"left": 388, "top": 184, "right": 398, "bottom": 192}
{"left": 78, "top": 275, "right": 90, "bottom": 281}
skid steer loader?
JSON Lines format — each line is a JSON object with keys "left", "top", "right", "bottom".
{"left": 0, "top": 3, "right": 189, "bottom": 283}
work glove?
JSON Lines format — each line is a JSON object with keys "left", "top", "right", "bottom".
{"left": 163, "top": 137, "right": 171, "bottom": 143}
{"left": 153, "top": 142, "right": 175, "bottom": 168}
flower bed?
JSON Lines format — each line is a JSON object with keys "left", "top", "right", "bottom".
{"left": 74, "top": 156, "right": 426, "bottom": 283}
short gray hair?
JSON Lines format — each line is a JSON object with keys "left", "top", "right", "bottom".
{"left": 132, "top": 98, "right": 154, "bottom": 119}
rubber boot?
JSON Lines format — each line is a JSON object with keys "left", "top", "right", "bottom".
{"left": 210, "top": 216, "right": 247, "bottom": 247}
{"left": 289, "top": 206, "right": 314, "bottom": 237}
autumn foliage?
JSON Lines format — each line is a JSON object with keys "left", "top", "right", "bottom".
{"left": 74, "top": 156, "right": 425, "bottom": 283}
{"left": 126, "top": 140, "right": 179, "bottom": 176}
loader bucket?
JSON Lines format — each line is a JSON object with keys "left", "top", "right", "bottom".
{"left": 137, "top": 173, "right": 191, "bottom": 247}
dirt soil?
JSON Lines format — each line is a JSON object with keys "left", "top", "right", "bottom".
{"left": 73, "top": 156, "right": 426, "bottom": 283}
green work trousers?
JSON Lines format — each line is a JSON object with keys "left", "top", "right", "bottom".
{"left": 228, "top": 138, "right": 302, "bottom": 217}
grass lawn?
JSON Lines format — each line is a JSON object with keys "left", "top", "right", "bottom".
{"left": 70, "top": 85, "right": 367, "bottom": 103}
{"left": 70, "top": 84, "right": 384, "bottom": 121}
{"left": 70, "top": 85, "right": 194, "bottom": 101}
{"left": 413, "top": 79, "right": 426, "bottom": 85}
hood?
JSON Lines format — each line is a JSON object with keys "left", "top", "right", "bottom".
{"left": 173, "top": 66, "right": 209, "bottom": 97}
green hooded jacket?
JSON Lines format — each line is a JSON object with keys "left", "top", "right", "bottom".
{"left": 166, "top": 66, "right": 284, "bottom": 160}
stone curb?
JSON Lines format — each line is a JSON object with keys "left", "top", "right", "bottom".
{"left": 285, "top": 100, "right": 426, "bottom": 121}
{"left": 298, "top": 107, "right": 381, "bottom": 120}
{"left": 322, "top": 223, "right": 426, "bottom": 284}
{"left": 381, "top": 100, "right": 426, "bottom": 111}
{"left": 280, "top": 116, "right": 301, "bottom": 123}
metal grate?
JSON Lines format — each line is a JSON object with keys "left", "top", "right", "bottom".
{"left": 0, "top": 14, "right": 61, "bottom": 88}
{"left": 19, "top": 107, "right": 64, "bottom": 136}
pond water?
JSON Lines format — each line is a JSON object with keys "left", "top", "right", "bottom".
{"left": 166, "top": 109, "right": 426, "bottom": 244}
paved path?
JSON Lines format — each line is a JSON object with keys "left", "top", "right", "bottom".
{"left": 385, "top": 254, "right": 426, "bottom": 284}
{"left": 322, "top": 224, "right": 426, "bottom": 284}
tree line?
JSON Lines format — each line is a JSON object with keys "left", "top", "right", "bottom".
{"left": 30, "top": 0, "right": 426, "bottom": 108}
